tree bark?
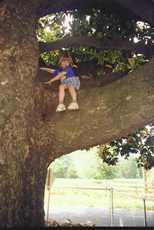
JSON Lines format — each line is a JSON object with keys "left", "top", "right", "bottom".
{"left": 39, "top": 36, "right": 154, "bottom": 58}
{"left": 0, "top": 0, "right": 49, "bottom": 226}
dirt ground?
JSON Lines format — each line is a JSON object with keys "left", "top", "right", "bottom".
{"left": 45, "top": 206, "right": 154, "bottom": 227}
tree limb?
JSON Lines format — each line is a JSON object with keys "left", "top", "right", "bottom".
{"left": 39, "top": 58, "right": 154, "bottom": 160}
{"left": 37, "top": 0, "right": 153, "bottom": 25}
{"left": 39, "top": 36, "right": 154, "bottom": 57}
{"left": 115, "top": 0, "right": 154, "bottom": 26}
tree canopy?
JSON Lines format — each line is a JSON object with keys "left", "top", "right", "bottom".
{"left": 37, "top": 0, "right": 154, "bottom": 25}
{"left": 38, "top": 8, "right": 153, "bottom": 81}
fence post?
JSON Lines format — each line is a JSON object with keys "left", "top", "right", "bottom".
{"left": 46, "top": 168, "right": 52, "bottom": 224}
{"left": 143, "top": 198, "right": 147, "bottom": 227}
{"left": 110, "top": 188, "right": 114, "bottom": 226}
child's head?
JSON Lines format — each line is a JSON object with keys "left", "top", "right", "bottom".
{"left": 58, "top": 56, "right": 72, "bottom": 69}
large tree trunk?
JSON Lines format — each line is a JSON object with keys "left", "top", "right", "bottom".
{"left": 0, "top": 0, "right": 48, "bottom": 226}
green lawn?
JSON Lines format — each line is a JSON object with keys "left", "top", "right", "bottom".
{"left": 44, "top": 178, "right": 154, "bottom": 210}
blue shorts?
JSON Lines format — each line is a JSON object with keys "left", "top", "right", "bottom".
{"left": 62, "top": 76, "right": 80, "bottom": 90}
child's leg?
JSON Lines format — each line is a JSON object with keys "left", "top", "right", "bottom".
{"left": 68, "top": 86, "right": 79, "bottom": 110}
{"left": 56, "top": 84, "right": 66, "bottom": 112}
{"left": 68, "top": 86, "right": 77, "bottom": 102}
{"left": 59, "top": 84, "right": 66, "bottom": 104}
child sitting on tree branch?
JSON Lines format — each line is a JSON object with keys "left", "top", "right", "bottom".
{"left": 43, "top": 56, "right": 80, "bottom": 112}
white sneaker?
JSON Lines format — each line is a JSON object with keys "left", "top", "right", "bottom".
{"left": 56, "top": 104, "right": 66, "bottom": 112}
{"left": 67, "top": 102, "right": 79, "bottom": 110}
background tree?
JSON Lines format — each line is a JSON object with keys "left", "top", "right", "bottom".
{"left": 50, "top": 149, "right": 142, "bottom": 180}
{"left": 98, "top": 125, "right": 154, "bottom": 192}
{"left": 51, "top": 155, "right": 78, "bottom": 178}
{"left": 116, "top": 157, "right": 142, "bottom": 178}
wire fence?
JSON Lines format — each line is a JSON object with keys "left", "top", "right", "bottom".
{"left": 44, "top": 179, "right": 154, "bottom": 226}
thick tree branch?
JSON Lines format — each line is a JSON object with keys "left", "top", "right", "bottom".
{"left": 40, "top": 58, "right": 154, "bottom": 160}
{"left": 115, "top": 0, "right": 154, "bottom": 26}
{"left": 37, "top": 0, "right": 153, "bottom": 25}
{"left": 39, "top": 36, "right": 154, "bottom": 57}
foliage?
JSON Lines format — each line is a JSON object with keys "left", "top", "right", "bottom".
{"left": 41, "top": 51, "right": 60, "bottom": 66}
{"left": 37, "top": 13, "right": 67, "bottom": 42}
{"left": 52, "top": 155, "right": 78, "bottom": 178}
{"left": 96, "top": 162, "right": 118, "bottom": 179}
{"left": 37, "top": 9, "right": 150, "bottom": 74}
{"left": 80, "top": 161, "right": 117, "bottom": 180}
{"left": 98, "top": 126, "right": 154, "bottom": 170}
{"left": 116, "top": 157, "right": 142, "bottom": 178}
{"left": 71, "top": 9, "right": 136, "bottom": 39}
{"left": 97, "top": 145, "right": 119, "bottom": 165}
{"left": 127, "top": 55, "right": 147, "bottom": 72}
{"left": 148, "top": 168, "right": 154, "bottom": 186}
{"left": 51, "top": 150, "right": 142, "bottom": 180}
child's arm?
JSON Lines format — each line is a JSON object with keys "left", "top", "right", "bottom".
{"left": 44, "top": 71, "right": 66, "bottom": 85}
{"left": 40, "top": 67, "right": 55, "bottom": 73}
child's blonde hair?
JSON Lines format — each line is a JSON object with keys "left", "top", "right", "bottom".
{"left": 58, "top": 56, "right": 73, "bottom": 66}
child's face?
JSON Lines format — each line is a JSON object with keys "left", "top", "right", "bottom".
{"left": 60, "top": 60, "right": 69, "bottom": 69}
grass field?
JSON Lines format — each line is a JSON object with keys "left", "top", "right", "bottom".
{"left": 44, "top": 178, "right": 154, "bottom": 211}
